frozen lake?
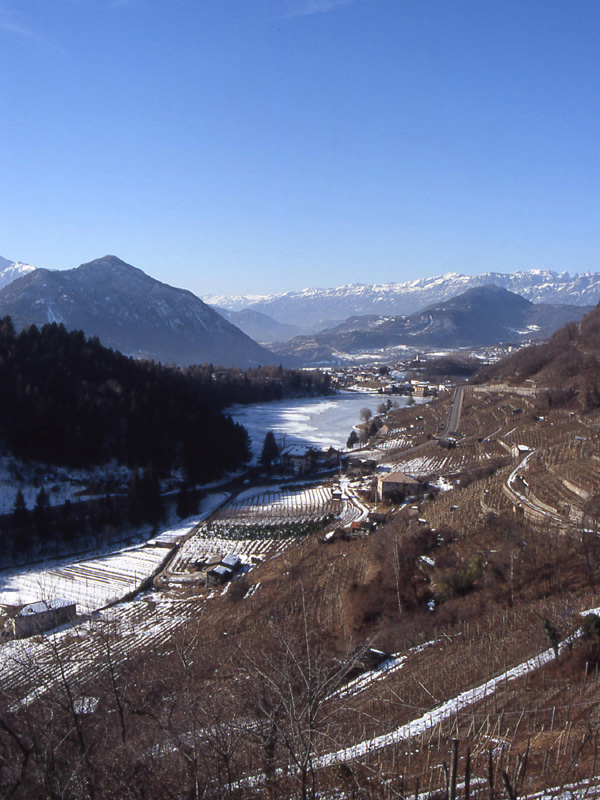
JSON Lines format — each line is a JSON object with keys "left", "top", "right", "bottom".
{"left": 228, "top": 391, "right": 411, "bottom": 458}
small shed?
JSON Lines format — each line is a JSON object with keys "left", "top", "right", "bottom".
{"left": 12, "top": 599, "right": 77, "bottom": 639}
{"left": 347, "top": 646, "right": 391, "bottom": 679}
{"left": 511, "top": 444, "right": 533, "bottom": 459}
{"left": 221, "top": 554, "right": 241, "bottom": 571}
{"left": 207, "top": 565, "right": 234, "bottom": 585}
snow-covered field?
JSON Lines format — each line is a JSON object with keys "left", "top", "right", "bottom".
{"left": 0, "top": 545, "right": 171, "bottom": 615}
{"left": 0, "top": 493, "right": 229, "bottom": 614}
{"left": 169, "top": 482, "right": 369, "bottom": 575}
{"left": 219, "top": 482, "right": 368, "bottom": 526}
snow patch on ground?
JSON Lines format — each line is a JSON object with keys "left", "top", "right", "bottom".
{"left": 0, "top": 496, "right": 227, "bottom": 614}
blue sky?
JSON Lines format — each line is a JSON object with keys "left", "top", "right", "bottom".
{"left": 1, "top": 0, "right": 600, "bottom": 296}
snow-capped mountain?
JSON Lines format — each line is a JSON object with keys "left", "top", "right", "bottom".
{"left": 274, "top": 286, "right": 592, "bottom": 365}
{"left": 205, "top": 270, "right": 600, "bottom": 333}
{"left": 0, "top": 255, "right": 37, "bottom": 291}
{"left": 0, "top": 255, "right": 279, "bottom": 368}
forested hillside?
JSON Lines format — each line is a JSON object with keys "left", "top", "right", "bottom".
{"left": 0, "top": 317, "right": 330, "bottom": 480}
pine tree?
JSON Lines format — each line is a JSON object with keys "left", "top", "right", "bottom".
{"left": 260, "top": 431, "right": 279, "bottom": 469}
{"left": 346, "top": 430, "right": 358, "bottom": 449}
{"left": 33, "top": 487, "right": 49, "bottom": 537}
{"left": 12, "top": 489, "right": 28, "bottom": 529}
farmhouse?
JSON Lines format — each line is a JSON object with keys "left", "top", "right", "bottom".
{"left": 12, "top": 598, "right": 77, "bottom": 639}
{"left": 281, "top": 446, "right": 316, "bottom": 475}
{"left": 314, "top": 446, "right": 341, "bottom": 469}
{"left": 377, "top": 471, "right": 423, "bottom": 502}
{"left": 344, "top": 457, "right": 378, "bottom": 477}
{"left": 207, "top": 553, "right": 242, "bottom": 585}
{"left": 280, "top": 446, "right": 340, "bottom": 475}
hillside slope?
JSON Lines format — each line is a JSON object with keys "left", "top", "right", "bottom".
{"left": 4, "top": 375, "right": 600, "bottom": 797}
{"left": 477, "top": 295, "right": 600, "bottom": 409}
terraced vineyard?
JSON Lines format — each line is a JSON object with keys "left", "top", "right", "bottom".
{"left": 1, "top": 591, "right": 218, "bottom": 709}
{"left": 168, "top": 482, "right": 369, "bottom": 577}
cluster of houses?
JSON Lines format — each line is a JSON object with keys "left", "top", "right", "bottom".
{"left": 327, "top": 364, "right": 446, "bottom": 397}
{"left": 322, "top": 510, "right": 389, "bottom": 543}
{"left": 194, "top": 553, "right": 243, "bottom": 585}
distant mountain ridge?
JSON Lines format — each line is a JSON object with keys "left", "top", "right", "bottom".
{"left": 477, "top": 294, "right": 600, "bottom": 408}
{"left": 212, "top": 307, "right": 302, "bottom": 343}
{"left": 274, "top": 285, "right": 591, "bottom": 364}
{"left": 204, "top": 269, "right": 600, "bottom": 333}
{"left": 0, "top": 255, "right": 279, "bottom": 368}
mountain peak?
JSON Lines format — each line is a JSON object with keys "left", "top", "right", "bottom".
{"left": 77, "top": 255, "right": 141, "bottom": 274}
{"left": 0, "top": 257, "right": 37, "bottom": 292}
{"left": 0, "top": 255, "right": 278, "bottom": 368}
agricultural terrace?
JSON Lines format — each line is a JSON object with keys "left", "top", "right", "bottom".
{"left": 8, "top": 383, "right": 600, "bottom": 796}
{"left": 0, "top": 545, "right": 170, "bottom": 615}
{"left": 382, "top": 439, "right": 508, "bottom": 479}
{"left": 0, "top": 494, "right": 228, "bottom": 616}
{"left": 167, "top": 483, "right": 370, "bottom": 576}
{"left": 0, "top": 589, "right": 227, "bottom": 710}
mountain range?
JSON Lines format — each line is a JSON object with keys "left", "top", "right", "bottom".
{"left": 274, "top": 285, "right": 591, "bottom": 364}
{"left": 0, "top": 256, "right": 278, "bottom": 368}
{"left": 0, "top": 253, "right": 597, "bottom": 367}
{"left": 205, "top": 269, "right": 600, "bottom": 334}
{"left": 213, "top": 307, "right": 302, "bottom": 344}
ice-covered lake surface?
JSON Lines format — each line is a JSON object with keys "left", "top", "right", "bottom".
{"left": 228, "top": 391, "right": 410, "bottom": 457}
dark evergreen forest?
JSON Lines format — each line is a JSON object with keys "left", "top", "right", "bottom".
{"left": 0, "top": 316, "right": 331, "bottom": 482}
{"left": 0, "top": 317, "right": 331, "bottom": 565}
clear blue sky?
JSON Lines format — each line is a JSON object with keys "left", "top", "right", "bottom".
{"left": 1, "top": 0, "right": 600, "bottom": 297}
